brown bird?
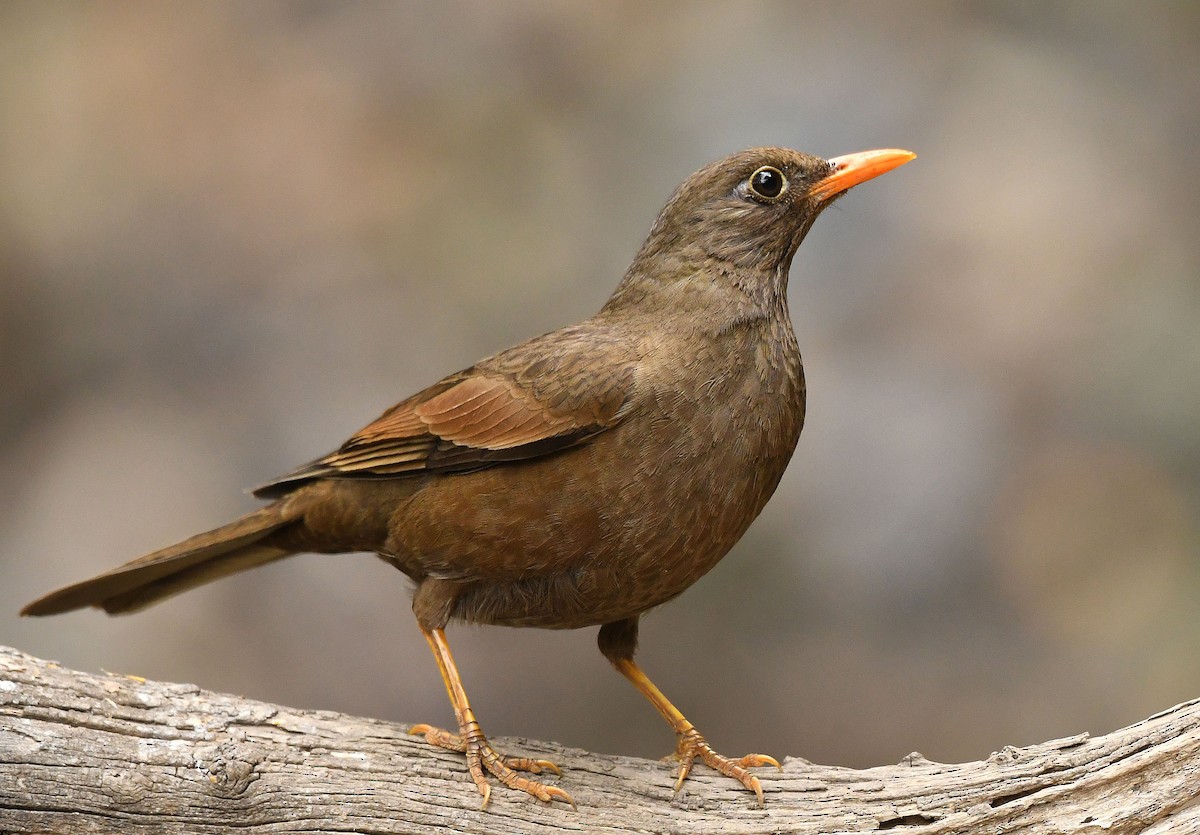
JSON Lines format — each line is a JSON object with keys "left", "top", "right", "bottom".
{"left": 23, "top": 146, "right": 914, "bottom": 808}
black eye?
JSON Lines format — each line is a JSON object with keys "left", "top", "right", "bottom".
{"left": 748, "top": 166, "right": 787, "bottom": 200}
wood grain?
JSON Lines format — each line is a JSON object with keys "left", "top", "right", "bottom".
{"left": 2, "top": 645, "right": 1199, "bottom": 833}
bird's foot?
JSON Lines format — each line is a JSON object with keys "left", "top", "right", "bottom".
{"left": 409, "top": 723, "right": 575, "bottom": 809}
{"left": 669, "top": 727, "right": 780, "bottom": 806}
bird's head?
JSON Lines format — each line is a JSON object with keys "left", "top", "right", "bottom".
{"left": 610, "top": 147, "right": 914, "bottom": 313}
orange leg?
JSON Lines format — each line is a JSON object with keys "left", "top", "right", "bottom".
{"left": 611, "top": 657, "right": 780, "bottom": 806}
{"left": 409, "top": 627, "right": 575, "bottom": 809}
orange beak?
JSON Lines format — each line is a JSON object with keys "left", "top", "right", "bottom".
{"left": 809, "top": 149, "right": 916, "bottom": 201}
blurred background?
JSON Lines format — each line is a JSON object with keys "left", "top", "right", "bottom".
{"left": 2, "top": 2, "right": 1199, "bottom": 771}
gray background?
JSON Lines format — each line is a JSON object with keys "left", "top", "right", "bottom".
{"left": 3, "top": 2, "right": 1199, "bottom": 770}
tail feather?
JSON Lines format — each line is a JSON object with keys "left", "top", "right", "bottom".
{"left": 21, "top": 504, "right": 300, "bottom": 616}
{"left": 95, "top": 542, "right": 290, "bottom": 613}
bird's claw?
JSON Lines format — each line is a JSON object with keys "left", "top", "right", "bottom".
{"left": 409, "top": 723, "right": 574, "bottom": 808}
{"left": 670, "top": 728, "right": 778, "bottom": 807}
{"left": 508, "top": 757, "right": 563, "bottom": 776}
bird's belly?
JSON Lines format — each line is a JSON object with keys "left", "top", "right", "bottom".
{"left": 391, "top": 394, "right": 801, "bottom": 629}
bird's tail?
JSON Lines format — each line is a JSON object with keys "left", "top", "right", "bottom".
{"left": 21, "top": 503, "right": 302, "bottom": 616}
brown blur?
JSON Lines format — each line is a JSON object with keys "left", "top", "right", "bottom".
{"left": 2, "top": 3, "right": 1198, "bottom": 769}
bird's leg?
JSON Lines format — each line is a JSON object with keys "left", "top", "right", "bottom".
{"left": 612, "top": 658, "right": 780, "bottom": 805}
{"left": 409, "top": 627, "right": 575, "bottom": 809}
{"left": 598, "top": 618, "right": 780, "bottom": 806}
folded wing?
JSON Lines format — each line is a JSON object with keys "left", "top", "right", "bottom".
{"left": 255, "top": 342, "right": 634, "bottom": 498}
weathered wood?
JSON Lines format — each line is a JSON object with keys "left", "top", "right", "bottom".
{"left": 1, "top": 645, "right": 1198, "bottom": 834}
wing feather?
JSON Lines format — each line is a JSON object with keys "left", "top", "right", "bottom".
{"left": 252, "top": 335, "right": 635, "bottom": 500}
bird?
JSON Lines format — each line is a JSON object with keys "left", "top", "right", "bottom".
{"left": 23, "top": 145, "right": 915, "bottom": 809}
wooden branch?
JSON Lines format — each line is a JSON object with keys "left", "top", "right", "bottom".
{"left": 1, "top": 645, "right": 1199, "bottom": 834}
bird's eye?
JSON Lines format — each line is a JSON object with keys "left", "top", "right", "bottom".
{"left": 747, "top": 166, "right": 787, "bottom": 200}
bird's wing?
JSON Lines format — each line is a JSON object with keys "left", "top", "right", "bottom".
{"left": 253, "top": 327, "right": 635, "bottom": 497}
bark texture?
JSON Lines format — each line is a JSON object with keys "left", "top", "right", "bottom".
{"left": 1, "top": 644, "right": 1198, "bottom": 834}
